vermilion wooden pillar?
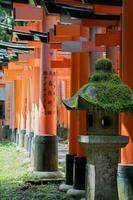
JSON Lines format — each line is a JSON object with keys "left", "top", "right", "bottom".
{"left": 15, "top": 80, "right": 22, "bottom": 144}
{"left": 69, "top": 53, "right": 80, "bottom": 155}
{"left": 3, "top": 83, "right": 12, "bottom": 140}
{"left": 90, "top": 27, "right": 104, "bottom": 75}
{"left": 39, "top": 14, "right": 59, "bottom": 135}
{"left": 77, "top": 52, "right": 89, "bottom": 157}
{"left": 20, "top": 79, "right": 27, "bottom": 131}
{"left": 39, "top": 44, "right": 57, "bottom": 135}
{"left": 26, "top": 79, "right": 31, "bottom": 134}
{"left": 106, "top": 46, "right": 120, "bottom": 74}
{"left": 19, "top": 78, "right": 27, "bottom": 147}
{"left": 33, "top": 13, "right": 61, "bottom": 177}
{"left": 33, "top": 67, "right": 40, "bottom": 134}
{"left": 121, "top": 0, "right": 133, "bottom": 164}
{"left": 5, "top": 83, "right": 11, "bottom": 127}
{"left": 15, "top": 80, "right": 20, "bottom": 130}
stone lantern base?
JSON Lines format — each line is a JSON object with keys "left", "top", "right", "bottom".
{"left": 78, "top": 135, "right": 129, "bottom": 200}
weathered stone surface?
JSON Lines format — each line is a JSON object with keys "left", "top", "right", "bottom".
{"left": 33, "top": 135, "right": 58, "bottom": 171}
{"left": 18, "top": 129, "right": 26, "bottom": 148}
{"left": 1, "top": 125, "right": 9, "bottom": 139}
{"left": 67, "top": 188, "right": 85, "bottom": 199}
{"left": 11, "top": 128, "right": 16, "bottom": 143}
{"left": 32, "top": 171, "right": 63, "bottom": 179}
{"left": 24, "top": 133, "right": 29, "bottom": 151}
{"left": 59, "top": 183, "right": 73, "bottom": 192}
{"left": 79, "top": 135, "right": 129, "bottom": 200}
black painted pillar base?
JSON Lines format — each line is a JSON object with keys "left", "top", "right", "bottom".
{"left": 1, "top": 125, "right": 9, "bottom": 139}
{"left": 32, "top": 135, "right": 62, "bottom": 179}
{"left": 24, "top": 132, "right": 34, "bottom": 156}
{"left": 118, "top": 164, "right": 133, "bottom": 200}
{"left": 59, "top": 154, "right": 76, "bottom": 192}
{"left": 18, "top": 129, "right": 26, "bottom": 148}
{"left": 24, "top": 133, "right": 29, "bottom": 151}
{"left": 16, "top": 129, "right": 19, "bottom": 145}
{"left": 28, "top": 132, "right": 34, "bottom": 157}
{"left": 67, "top": 156, "right": 86, "bottom": 199}
{"left": 11, "top": 128, "right": 17, "bottom": 143}
{"left": 8, "top": 128, "right": 12, "bottom": 141}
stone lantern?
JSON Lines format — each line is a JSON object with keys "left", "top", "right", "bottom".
{"left": 62, "top": 58, "right": 133, "bottom": 200}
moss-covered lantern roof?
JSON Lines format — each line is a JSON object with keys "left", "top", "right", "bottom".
{"left": 63, "top": 58, "right": 133, "bottom": 112}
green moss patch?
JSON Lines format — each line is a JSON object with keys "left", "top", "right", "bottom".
{"left": 0, "top": 140, "right": 70, "bottom": 200}
{"left": 63, "top": 58, "right": 133, "bottom": 112}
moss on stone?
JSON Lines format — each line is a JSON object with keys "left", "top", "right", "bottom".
{"left": 63, "top": 58, "right": 133, "bottom": 112}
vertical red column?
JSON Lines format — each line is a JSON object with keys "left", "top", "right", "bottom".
{"left": 60, "top": 26, "right": 89, "bottom": 194}
{"left": 69, "top": 53, "right": 80, "bottom": 155}
{"left": 33, "top": 67, "right": 40, "bottom": 135}
{"left": 19, "top": 78, "right": 27, "bottom": 148}
{"left": 33, "top": 12, "right": 61, "bottom": 177}
{"left": 69, "top": 27, "right": 89, "bottom": 195}
{"left": 121, "top": 0, "right": 133, "bottom": 164}
{"left": 15, "top": 80, "right": 22, "bottom": 145}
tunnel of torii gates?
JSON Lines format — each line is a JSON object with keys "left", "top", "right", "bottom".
{"left": 0, "top": 0, "right": 133, "bottom": 195}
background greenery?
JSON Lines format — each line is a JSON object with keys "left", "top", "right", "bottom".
{"left": 0, "top": 140, "right": 70, "bottom": 200}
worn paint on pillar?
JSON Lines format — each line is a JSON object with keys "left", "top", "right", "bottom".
{"left": 39, "top": 44, "right": 57, "bottom": 134}
{"left": 121, "top": 0, "right": 133, "bottom": 164}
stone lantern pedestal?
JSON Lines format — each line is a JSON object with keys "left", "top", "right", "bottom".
{"left": 78, "top": 135, "right": 128, "bottom": 200}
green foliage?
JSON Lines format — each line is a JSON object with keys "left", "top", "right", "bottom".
{"left": 95, "top": 58, "right": 113, "bottom": 72}
{"left": 0, "top": 140, "right": 69, "bottom": 200}
{"left": 63, "top": 58, "right": 133, "bottom": 113}
{"left": 0, "top": 7, "right": 13, "bottom": 41}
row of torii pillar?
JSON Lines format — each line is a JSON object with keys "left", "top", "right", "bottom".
{"left": 0, "top": 0, "right": 133, "bottom": 199}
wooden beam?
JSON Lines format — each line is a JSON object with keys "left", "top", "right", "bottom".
{"left": 14, "top": 6, "right": 43, "bottom": 21}
{"left": 14, "top": 24, "right": 38, "bottom": 33}
{"left": 50, "top": 43, "right": 62, "bottom": 50}
{"left": 49, "top": 31, "right": 88, "bottom": 43}
{"left": 16, "top": 70, "right": 33, "bottom": 79}
{"left": 82, "top": 19, "right": 120, "bottom": 27}
{"left": 28, "top": 58, "right": 40, "bottom": 67}
{"left": 95, "top": 31, "right": 120, "bottom": 46}
{"left": 51, "top": 58, "right": 71, "bottom": 68}
{"left": 62, "top": 41, "right": 106, "bottom": 52}
{"left": 60, "top": 15, "right": 81, "bottom": 24}
{"left": 8, "top": 62, "right": 28, "bottom": 70}
{"left": 18, "top": 52, "right": 34, "bottom": 62}
{"left": 3, "top": 69, "right": 23, "bottom": 81}
{"left": 55, "top": 24, "right": 81, "bottom": 36}
{"left": 13, "top": 3, "right": 34, "bottom": 9}
{"left": 94, "top": 4, "right": 122, "bottom": 15}
{"left": 28, "top": 41, "right": 41, "bottom": 48}
{"left": 49, "top": 32, "right": 72, "bottom": 43}
{"left": 55, "top": 0, "right": 93, "bottom": 9}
